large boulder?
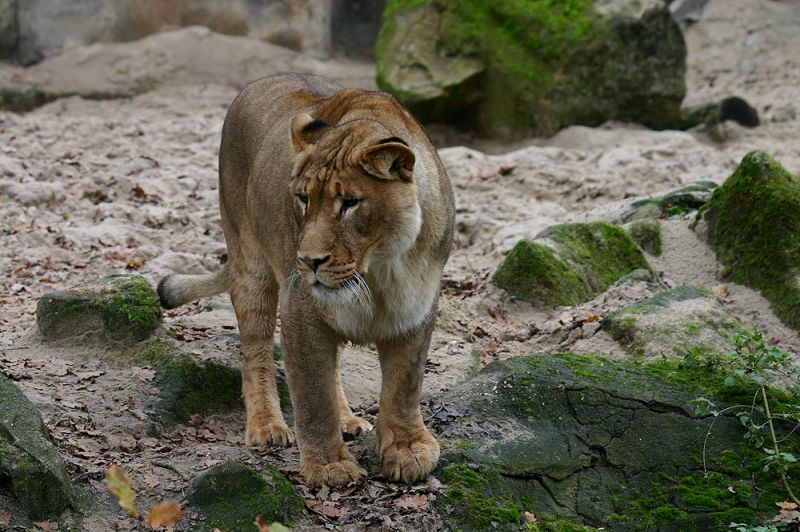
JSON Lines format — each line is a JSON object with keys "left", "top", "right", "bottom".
{"left": 36, "top": 274, "right": 162, "bottom": 344}
{"left": 185, "top": 461, "right": 304, "bottom": 531}
{"left": 493, "top": 222, "right": 649, "bottom": 306}
{"left": 0, "top": 375, "right": 74, "bottom": 519}
{"left": 602, "top": 285, "right": 739, "bottom": 360}
{"left": 376, "top": 0, "right": 686, "bottom": 139}
{"left": 698, "top": 152, "right": 800, "bottom": 333}
{"left": 433, "top": 354, "right": 797, "bottom": 530}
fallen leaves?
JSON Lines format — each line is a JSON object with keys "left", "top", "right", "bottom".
{"left": 143, "top": 500, "right": 181, "bottom": 528}
{"left": 393, "top": 493, "right": 429, "bottom": 510}
{"left": 106, "top": 464, "right": 138, "bottom": 518}
{"left": 773, "top": 501, "right": 800, "bottom": 525}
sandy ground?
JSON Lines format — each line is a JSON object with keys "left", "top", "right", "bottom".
{"left": 1, "top": 0, "right": 800, "bottom": 529}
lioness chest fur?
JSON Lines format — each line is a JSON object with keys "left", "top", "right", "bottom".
{"left": 158, "top": 73, "right": 454, "bottom": 486}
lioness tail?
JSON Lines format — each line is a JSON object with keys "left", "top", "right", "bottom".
{"left": 157, "top": 264, "right": 229, "bottom": 309}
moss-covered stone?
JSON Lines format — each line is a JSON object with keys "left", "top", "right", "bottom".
{"left": 376, "top": 0, "right": 686, "bottom": 139}
{"left": 434, "top": 353, "right": 798, "bottom": 530}
{"left": 132, "top": 342, "right": 290, "bottom": 425}
{"left": 36, "top": 275, "right": 161, "bottom": 343}
{"left": 492, "top": 222, "right": 649, "bottom": 306}
{"left": 0, "top": 375, "right": 74, "bottom": 519}
{"left": 602, "top": 285, "right": 739, "bottom": 359}
{"left": 627, "top": 219, "right": 662, "bottom": 256}
{"left": 699, "top": 151, "right": 800, "bottom": 333}
{"left": 620, "top": 181, "right": 718, "bottom": 223}
{"left": 186, "top": 461, "right": 303, "bottom": 531}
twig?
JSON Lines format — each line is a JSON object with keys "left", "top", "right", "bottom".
{"left": 151, "top": 460, "right": 188, "bottom": 481}
{"left": 761, "top": 385, "right": 800, "bottom": 505}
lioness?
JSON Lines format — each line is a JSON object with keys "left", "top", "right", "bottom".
{"left": 158, "top": 73, "right": 454, "bottom": 486}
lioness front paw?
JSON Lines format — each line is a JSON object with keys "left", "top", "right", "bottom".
{"left": 341, "top": 415, "right": 373, "bottom": 439}
{"left": 378, "top": 426, "right": 440, "bottom": 483}
{"left": 301, "top": 459, "right": 366, "bottom": 487}
{"left": 245, "top": 419, "right": 295, "bottom": 447}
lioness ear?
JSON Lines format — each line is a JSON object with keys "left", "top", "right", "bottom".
{"left": 359, "top": 142, "right": 415, "bottom": 181}
{"left": 291, "top": 113, "right": 328, "bottom": 153}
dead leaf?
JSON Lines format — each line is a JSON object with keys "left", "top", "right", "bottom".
{"left": 255, "top": 517, "right": 289, "bottom": 532}
{"left": 524, "top": 511, "right": 538, "bottom": 524}
{"left": 106, "top": 464, "right": 138, "bottom": 517}
{"left": 307, "top": 499, "right": 342, "bottom": 518}
{"left": 126, "top": 258, "right": 143, "bottom": 270}
{"left": 394, "top": 493, "right": 429, "bottom": 510}
{"left": 0, "top": 511, "right": 9, "bottom": 526}
{"left": 33, "top": 521, "right": 58, "bottom": 531}
{"left": 143, "top": 472, "right": 160, "bottom": 488}
{"left": 777, "top": 502, "right": 799, "bottom": 511}
{"left": 132, "top": 367, "right": 156, "bottom": 382}
{"left": 143, "top": 500, "right": 181, "bottom": 528}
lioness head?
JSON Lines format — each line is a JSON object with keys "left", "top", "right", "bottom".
{"left": 289, "top": 113, "right": 422, "bottom": 303}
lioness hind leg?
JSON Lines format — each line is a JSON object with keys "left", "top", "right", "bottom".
{"left": 335, "top": 356, "right": 373, "bottom": 439}
{"left": 375, "top": 319, "right": 440, "bottom": 483}
{"left": 229, "top": 262, "right": 294, "bottom": 447}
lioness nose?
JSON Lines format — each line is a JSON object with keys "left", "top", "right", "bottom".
{"left": 299, "top": 255, "right": 331, "bottom": 272}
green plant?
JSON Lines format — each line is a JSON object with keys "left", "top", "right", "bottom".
{"left": 690, "top": 332, "right": 800, "bottom": 506}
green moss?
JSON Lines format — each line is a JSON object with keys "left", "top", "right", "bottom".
{"left": 0, "top": 89, "right": 56, "bottom": 112}
{"left": 627, "top": 219, "right": 662, "bottom": 256}
{"left": 701, "top": 151, "right": 800, "bottom": 333}
{"left": 529, "top": 513, "right": 596, "bottom": 531}
{"left": 134, "top": 342, "right": 244, "bottom": 424}
{"left": 437, "top": 464, "right": 524, "bottom": 530}
{"left": 186, "top": 461, "right": 303, "bottom": 531}
{"left": 493, "top": 222, "right": 649, "bottom": 306}
{"left": 36, "top": 274, "right": 161, "bottom": 343}
{"left": 623, "top": 181, "right": 718, "bottom": 222}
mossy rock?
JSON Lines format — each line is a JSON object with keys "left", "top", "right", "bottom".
{"left": 492, "top": 222, "right": 650, "bottom": 306}
{"left": 185, "top": 461, "right": 303, "bottom": 531}
{"left": 36, "top": 274, "right": 161, "bottom": 343}
{"left": 699, "top": 151, "right": 800, "bottom": 333}
{"left": 620, "top": 181, "right": 718, "bottom": 223}
{"left": 134, "top": 342, "right": 290, "bottom": 425}
{"left": 376, "top": 0, "right": 686, "bottom": 139}
{"left": 602, "top": 285, "right": 740, "bottom": 360}
{"left": 626, "top": 218, "right": 662, "bottom": 256}
{"left": 0, "top": 375, "right": 74, "bottom": 519}
{"left": 433, "top": 354, "right": 798, "bottom": 530}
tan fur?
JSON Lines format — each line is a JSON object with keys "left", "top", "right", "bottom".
{"left": 158, "top": 73, "right": 454, "bottom": 487}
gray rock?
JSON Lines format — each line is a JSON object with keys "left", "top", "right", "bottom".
{"left": 0, "top": 375, "right": 74, "bottom": 519}
{"left": 626, "top": 218, "right": 662, "bottom": 256}
{"left": 602, "top": 285, "right": 739, "bottom": 360}
{"left": 433, "top": 354, "right": 782, "bottom": 529}
{"left": 185, "top": 461, "right": 304, "bottom": 531}
{"left": 619, "top": 181, "right": 718, "bottom": 223}
{"left": 36, "top": 274, "right": 162, "bottom": 343}
{"left": 492, "top": 222, "right": 650, "bottom": 306}
{"left": 376, "top": 0, "right": 686, "bottom": 139}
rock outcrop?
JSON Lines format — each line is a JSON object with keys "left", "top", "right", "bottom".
{"left": 433, "top": 354, "right": 795, "bottom": 530}
{"left": 698, "top": 151, "right": 800, "bottom": 333}
{"left": 493, "top": 222, "right": 649, "bottom": 306}
{"left": 376, "top": 0, "right": 686, "bottom": 138}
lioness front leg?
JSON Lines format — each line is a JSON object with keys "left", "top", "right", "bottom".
{"left": 375, "top": 318, "right": 440, "bottom": 483}
{"left": 229, "top": 263, "right": 294, "bottom": 447}
{"left": 281, "top": 295, "right": 366, "bottom": 487}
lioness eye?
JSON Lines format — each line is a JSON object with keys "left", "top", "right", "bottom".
{"left": 341, "top": 198, "right": 360, "bottom": 212}
{"left": 296, "top": 193, "right": 308, "bottom": 205}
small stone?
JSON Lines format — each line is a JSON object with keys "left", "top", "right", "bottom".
{"left": 620, "top": 181, "right": 718, "bottom": 222}
{"left": 626, "top": 219, "right": 662, "bottom": 256}
{"left": 36, "top": 274, "right": 161, "bottom": 343}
